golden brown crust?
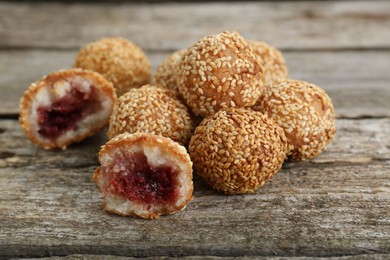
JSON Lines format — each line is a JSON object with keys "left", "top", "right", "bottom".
{"left": 252, "top": 79, "right": 336, "bottom": 161}
{"left": 178, "top": 31, "right": 264, "bottom": 117}
{"left": 94, "top": 132, "right": 193, "bottom": 219}
{"left": 19, "top": 68, "right": 116, "bottom": 150}
{"left": 189, "top": 107, "right": 287, "bottom": 194}
{"left": 153, "top": 49, "right": 186, "bottom": 94}
{"left": 107, "top": 85, "right": 195, "bottom": 146}
{"left": 249, "top": 40, "right": 288, "bottom": 83}
{"left": 74, "top": 37, "right": 151, "bottom": 96}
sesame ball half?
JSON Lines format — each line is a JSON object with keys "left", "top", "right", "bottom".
{"left": 94, "top": 132, "right": 193, "bottom": 219}
{"left": 108, "top": 85, "right": 195, "bottom": 146}
{"left": 178, "top": 31, "right": 264, "bottom": 118}
{"left": 189, "top": 108, "right": 287, "bottom": 194}
{"left": 252, "top": 79, "right": 336, "bottom": 161}
{"left": 74, "top": 37, "right": 151, "bottom": 96}
{"left": 154, "top": 49, "right": 186, "bottom": 94}
{"left": 249, "top": 41, "right": 288, "bottom": 84}
{"left": 19, "top": 68, "right": 116, "bottom": 150}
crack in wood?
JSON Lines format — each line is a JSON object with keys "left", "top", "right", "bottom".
{"left": 0, "top": 151, "right": 15, "bottom": 159}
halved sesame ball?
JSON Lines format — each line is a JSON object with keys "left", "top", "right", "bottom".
{"left": 178, "top": 31, "right": 264, "bottom": 118}
{"left": 189, "top": 108, "right": 287, "bottom": 194}
{"left": 249, "top": 40, "right": 288, "bottom": 84}
{"left": 252, "top": 79, "right": 336, "bottom": 161}
{"left": 94, "top": 133, "right": 193, "bottom": 219}
{"left": 74, "top": 37, "right": 151, "bottom": 96}
{"left": 19, "top": 68, "right": 116, "bottom": 150}
{"left": 108, "top": 85, "right": 195, "bottom": 145}
{"left": 153, "top": 49, "right": 186, "bottom": 94}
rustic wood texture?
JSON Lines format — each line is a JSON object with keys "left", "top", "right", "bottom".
{"left": 26, "top": 256, "right": 390, "bottom": 260}
{"left": 1, "top": 0, "right": 389, "bottom": 258}
{"left": 1, "top": 2, "right": 390, "bottom": 50}
{"left": 0, "top": 119, "right": 390, "bottom": 258}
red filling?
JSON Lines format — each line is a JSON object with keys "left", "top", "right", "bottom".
{"left": 108, "top": 152, "right": 179, "bottom": 206}
{"left": 37, "top": 85, "right": 101, "bottom": 140}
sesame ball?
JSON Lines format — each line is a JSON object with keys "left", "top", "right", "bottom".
{"left": 154, "top": 49, "right": 186, "bottom": 94}
{"left": 189, "top": 108, "right": 287, "bottom": 194}
{"left": 74, "top": 37, "right": 151, "bottom": 96}
{"left": 178, "top": 31, "right": 264, "bottom": 118}
{"left": 108, "top": 85, "right": 195, "bottom": 145}
{"left": 252, "top": 79, "right": 336, "bottom": 161}
{"left": 249, "top": 40, "right": 288, "bottom": 83}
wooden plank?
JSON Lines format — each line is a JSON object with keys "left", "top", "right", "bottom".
{"left": 0, "top": 1, "right": 389, "bottom": 50}
{"left": 0, "top": 118, "right": 389, "bottom": 257}
{"left": 0, "top": 49, "right": 389, "bottom": 117}
{"left": 1, "top": 118, "right": 390, "bottom": 167}
{"left": 29, "top": 255, "right": 390, "bottom": 260}
{"left": 18, "top": 0, "right": 362, "bottom": 2}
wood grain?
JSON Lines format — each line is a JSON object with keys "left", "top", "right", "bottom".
{"left": 30, "top": 255, "right": 390, "bottom": 260}
{"left": 0, "top": 1, "right": 389, "bottom": 50}
{"left": 0, "top": 118, "right": 389, "bottom": 258}
{"left": 1, "top": 49, "right": 389, "bottom": 117}
{"left": 1, "top": 118, "right": 390, "bottom": 168}
{"left": 1, "top": 1, "right": 389, "bottom": 258}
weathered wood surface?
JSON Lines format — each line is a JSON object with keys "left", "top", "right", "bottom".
{"left": 0, "top": 119, "right": 389, "bottom": 258}
{"left": 25, "top": 255, "right": 390, "bottom": 260}
{"left": 1, "top": 50, "right": 390, "bottom": 117}
{"left": 1, "top": 2, "right": 390, "bottom": 50}
{"left": 1, "top": 0, "right": 390, "bottom": 258}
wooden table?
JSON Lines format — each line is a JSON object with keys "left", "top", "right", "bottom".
{"left": 1, "top": 1, "right": 389, "bottom": 258}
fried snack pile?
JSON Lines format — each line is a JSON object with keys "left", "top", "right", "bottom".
{"left": 19, "top": 33, "right": 335, "bottom": 218}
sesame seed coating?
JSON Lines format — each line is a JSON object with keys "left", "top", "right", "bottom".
{"left": 154, "top": 49, "right": 186, "bottom": 94}
{"left": 74, "top": 37, "right": 151, "bottom": 96}
{"left": 178, "top": 31, "right": 264, "bottom": 118}
{"left": 249, "top": 41, "right": 288, "bottom": 84}
{"left": 252, "top": 79, "right": 336, "bottom": 161}
{"left": 189, "top": 107, "right": 287, "bottom": 194}
{"left": 108, "top": 85, "right": 195, "bottom": 145}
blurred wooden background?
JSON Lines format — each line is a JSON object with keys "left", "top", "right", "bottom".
{"left": 0, "top": 0, "right": 389, "bottom": 259}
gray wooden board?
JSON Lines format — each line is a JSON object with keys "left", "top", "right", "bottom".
{"left": 20, "top": 255, "right": 390, "bottom": 260}
{"left": 0, "top": 2, "right": 390, "bottom": 50}
{"left": 1, "top": 50, "right": 389, "bottom": 117}
{"left": 0, "top": 118, "right": 389, "bottom": 258}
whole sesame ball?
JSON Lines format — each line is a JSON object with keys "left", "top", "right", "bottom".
{"left": 154, "top": 49, "right": 186, "bottom": 94}
{"left": 74, "top": 37, "right": 151, "bottom": 96}
{"left": 249, "top": 41, "right": 288, "bottom": 83}
{"left": 178, "top": 31, "right": 264, "bottom": 118}
{"left": 189, "top": 108, "right": 287, "bottom": 194}
{"left": 108, "top": 85, "right": 195, "bottom": 145}
{"left": 252, "top": 79, "right": 336, "bottom": 161}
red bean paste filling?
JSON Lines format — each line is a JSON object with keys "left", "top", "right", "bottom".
{"left": 37, "top": 84, "right": 101, "bottom": 140}
{"left": 108, "top": 152, "right": 179, "bottom": 207}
